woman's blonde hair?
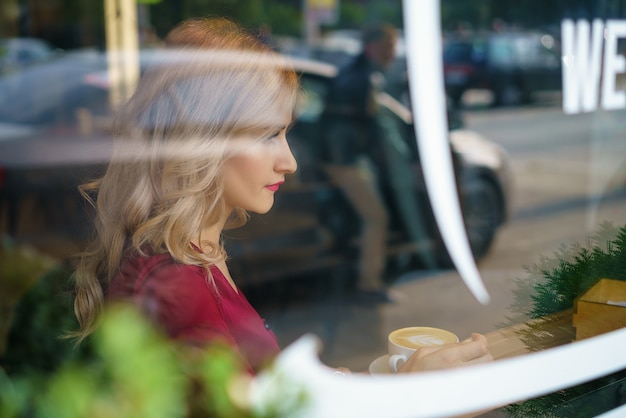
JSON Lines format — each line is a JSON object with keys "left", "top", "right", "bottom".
{"left": 72, "top": 17, "right": 299, "bottom": 342}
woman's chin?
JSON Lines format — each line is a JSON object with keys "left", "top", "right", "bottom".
{"left": 250, "top": 204, "right": 274, "bottom": 215}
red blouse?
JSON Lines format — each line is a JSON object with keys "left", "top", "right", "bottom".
{"left": 107, "top": 250, "right": 280, "bottom": 373}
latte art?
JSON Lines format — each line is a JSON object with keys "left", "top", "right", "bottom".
{"left": 389, "top": 327, "right": 459, "bottom": 350}
{"left": 387, "top": 327, "right": 459, "bottom": 372}
{"left": 395, "top": 334, "right": 446, "bottom": 347}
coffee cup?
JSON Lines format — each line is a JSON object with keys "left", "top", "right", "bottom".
{"left": 387, "top": 326, "right": 459, "bottom": 372}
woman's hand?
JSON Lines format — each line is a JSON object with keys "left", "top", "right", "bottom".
{"left": 398, "top": 333, "right": 493, "bottom": 373}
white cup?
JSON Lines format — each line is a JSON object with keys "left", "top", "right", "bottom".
{"left": 387, "top": 326, "right": 459, "bottom": 372}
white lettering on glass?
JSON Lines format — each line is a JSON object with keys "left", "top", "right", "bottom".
{"left": 562, "top": 19, "right": 604, "bottom": 114}
{"left": 602, "top": 20, "right": 626, "bottom": 110}
{"left": 562, "top": 19, "right": 626, "bottom": 114}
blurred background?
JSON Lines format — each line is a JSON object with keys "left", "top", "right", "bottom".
{"left": 1, "top": 1, "right": 626, "bottom": 415}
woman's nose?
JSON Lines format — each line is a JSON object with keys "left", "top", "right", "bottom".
{"left": 277, "top": 137, "right": 298, "bottom": 174}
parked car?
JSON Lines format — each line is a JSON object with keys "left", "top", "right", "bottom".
{"left": 443, "top": 31, "right": 561, "bottom": 107}
{"left": 0, "top": 48, "right": 106, "bottom": 126}
{"left": 0, "top": 38, "right": 59, "bottom": 75}
{"left": 0, "top": 53, "right": 512, "bottom": 290}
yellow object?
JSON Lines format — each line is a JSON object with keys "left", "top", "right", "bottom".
{"left": 573, "top": 278, "right": 626, "bottom": 340}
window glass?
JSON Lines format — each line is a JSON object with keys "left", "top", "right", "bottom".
{"left": 1, "top": 1, "right": 626, "bottom": 416}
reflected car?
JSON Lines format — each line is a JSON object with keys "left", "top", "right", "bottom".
{"left": 0, "top": 48, "right": 107, "bottom": 126}
{"left": 0, "top": 54, "right": 512, "bottom": 290}
{"left": 0, "top": 38, "right": 57, "bottom": 73}
{"left": 443, "top": 31, "right": 562, "bottom": 107}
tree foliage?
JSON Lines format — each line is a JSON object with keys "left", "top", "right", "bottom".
{"left": 17, "top": 0, "right": 626, "bottom": 50}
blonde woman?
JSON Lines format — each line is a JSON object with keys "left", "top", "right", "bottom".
{"left": 72, "top": 17, "right": 492, "bottom": 375}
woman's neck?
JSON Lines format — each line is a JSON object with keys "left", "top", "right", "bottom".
{"left": 192, "top": 218, "right": 224, "bottom": 252}
{"left": 192, "top": 214, "right": 239, "bottom": 293}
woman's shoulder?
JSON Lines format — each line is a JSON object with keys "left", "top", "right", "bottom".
{"left": 129, "top": 249, "right": 203, "bottom": 274}
{"left": 110, "top": 249, "right": 209, "bottom": 296}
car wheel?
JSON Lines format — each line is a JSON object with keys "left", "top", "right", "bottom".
{"left": 461, "top": 176, "right": 502, "bottom": 259}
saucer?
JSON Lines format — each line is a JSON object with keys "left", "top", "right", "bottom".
{"left": 369, "top": 354, "right": 392, "bottom": 374}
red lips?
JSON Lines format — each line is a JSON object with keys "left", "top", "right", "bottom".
{"left": 265, "top": 181, "right": 284, "bottom": 192}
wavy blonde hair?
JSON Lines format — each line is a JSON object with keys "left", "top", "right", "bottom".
{"left": 72, "top": 17, "right": 299, "bottom": 342}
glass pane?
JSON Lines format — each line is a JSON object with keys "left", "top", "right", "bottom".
{"left": 1, "top": 1, "right": 626, "bottom": 416}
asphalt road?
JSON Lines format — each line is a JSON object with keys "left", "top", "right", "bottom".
{"left": 464, "top": 101, "right": 626, "bottom": 271}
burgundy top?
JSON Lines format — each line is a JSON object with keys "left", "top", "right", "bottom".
{"left": 107, "top": 250, "right": 280, "bottom": 374}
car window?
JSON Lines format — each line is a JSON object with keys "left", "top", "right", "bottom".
{"left": 296, "top": 75, "right": 328, "bottom": 122}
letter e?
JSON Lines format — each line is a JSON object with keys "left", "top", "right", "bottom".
{"left": 601, "top": 20, "right": 626, "bottom": 110}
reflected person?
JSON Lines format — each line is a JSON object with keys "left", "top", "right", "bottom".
{"left": 71, "top": 17, "right": 492, "bottom": 375}
{"left": 322, "top": 24, "right": 398, "bottom": 304}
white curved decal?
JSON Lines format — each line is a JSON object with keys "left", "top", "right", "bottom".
{"left": 251, "top": 331, "right": 626, "bottom": 417}
{"left": 403, "top": 0, "right": 490, "bottom": 304}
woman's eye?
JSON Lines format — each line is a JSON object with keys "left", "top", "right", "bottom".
{"left": 265, "top": 130, "right": 282, "bottom": 142}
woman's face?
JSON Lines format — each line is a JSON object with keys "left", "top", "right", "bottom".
{"left": 222, "top": 118, "right": 297, "bottom": 215}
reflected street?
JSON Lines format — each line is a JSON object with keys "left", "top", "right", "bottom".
{"left": 465, "top": 99, "right": 626, "bottom": 270}
{"left": 260, "top": 98, "right": 626, "bottom": 373}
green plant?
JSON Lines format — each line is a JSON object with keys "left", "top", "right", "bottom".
{"left": 0, "top": 304, "right": 258, "bottom": 418}
{"left": 500, "top": 221, "right": 626, "bottom": 417}
{"left": 0, "top": 238, "right": 306, "bottom": 418}
{"left": 1, "top": 264, "right": 93, "bottom": 375}
{"left": 0, "top": 237, "right": 58, "bottom": 357}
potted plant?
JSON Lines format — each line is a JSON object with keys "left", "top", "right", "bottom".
{"left": 500, "top": 221, "right": 626, "bottom": 417}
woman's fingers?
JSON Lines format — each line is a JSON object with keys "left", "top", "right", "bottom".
{"left": 458, "top": 333, "right": 490, "bottom": 362}
{"left": 398, "top": 333, "right": 493, "bottom": 373}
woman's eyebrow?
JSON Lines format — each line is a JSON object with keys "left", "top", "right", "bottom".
{"left": 262, "top": 123, "right": 292, "bottom": 133}
{"left": 227, "top": 123, "right": 288, "bottom": 136}
{"left": 270, "top": 124, "right": 289, "bottom": 131}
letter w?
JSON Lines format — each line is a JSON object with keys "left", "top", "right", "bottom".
{"left": 562, "top": 19, "right": 604, "bottom": 114}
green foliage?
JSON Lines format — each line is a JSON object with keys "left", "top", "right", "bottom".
{"left": 0, "top": 237, "right": 60, "bottom": 358}
{"left": 149, "top": 0, "right": 302, "bottom": 38}
{"left": 337, "top": 3, "right": 367, "bottom": 29}
{"left": 0, "top": 238, "right": 306, "bottom": 417}
{"left": 1, "top": 265, "right": 93, "bottom": 375}
{"left": 262, "top": 2, "right": 302, "bottom": 37}
{"left": 363, "top": 0, "right": 403, "bottom": 27}
{"left": 500, "top": 222, "right": 626, "bottom": 328}
{"left": 502, "top": 371, "right": 626, "bottom": 418}
{"left": 500, "top": 222, "right": 626, "bottom": 417}
{"left": 530, "top": 230, "right": 626, "bottom": 318}
{"left": 1, "top": 303, "right": 260, "bottom": 418}
{"left": 0, "top": 237, "right": 58, "bottom": 300}
{"left": 441, "top": 0, "right": 492, "bottom": 31}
